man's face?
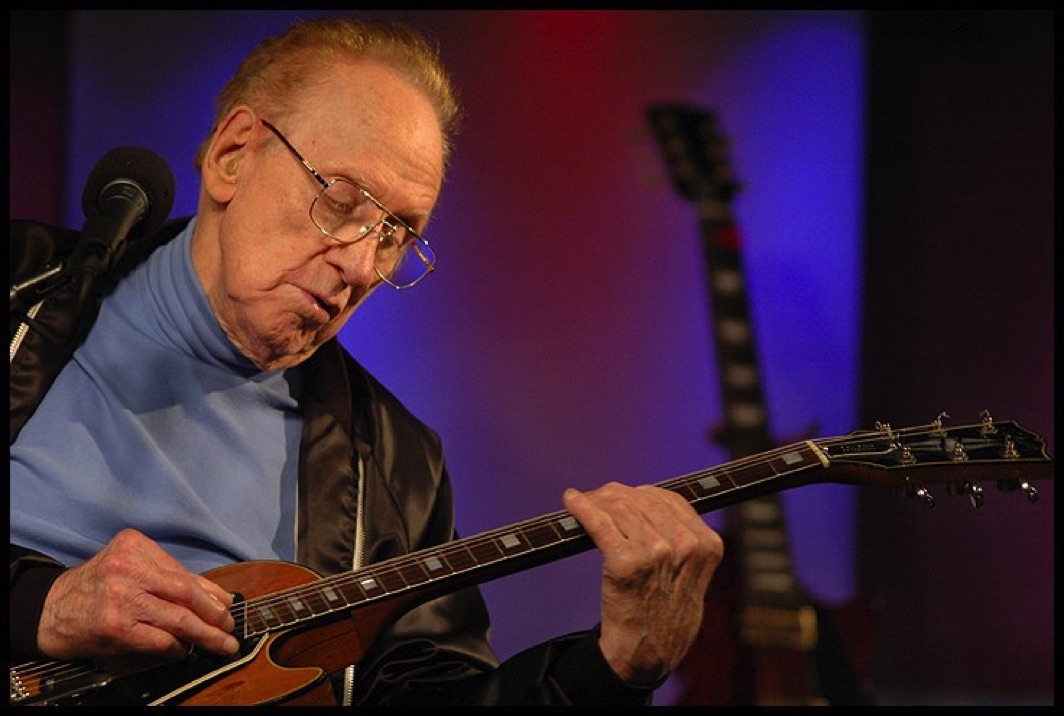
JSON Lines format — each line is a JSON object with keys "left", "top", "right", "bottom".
{"left": 194, "top": 58, "right": 445, "bottom": 371}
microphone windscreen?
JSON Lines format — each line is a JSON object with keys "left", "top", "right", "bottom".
{"left": 81, "top": 146, "right": 176, "bottom": 240}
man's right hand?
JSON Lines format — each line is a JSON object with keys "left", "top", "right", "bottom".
{"left": 37, "top": 528, "right": 239, "bottom": 660}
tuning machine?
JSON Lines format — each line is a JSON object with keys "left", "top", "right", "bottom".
{"left": 948, "top": 480, "right": 986, "bottom": 508}
{"left": 996, "top": 477, "right": 1039, "bottom": 503}
{"left": 901, "top": 481, "right": 936, "bottom": 508}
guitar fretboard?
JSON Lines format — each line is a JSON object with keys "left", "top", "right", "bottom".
{"left": 236, "top": 442, "right": 829, "bottom": 638}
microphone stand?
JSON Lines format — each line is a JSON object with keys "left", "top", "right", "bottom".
{"left": 10, "top": 261, "right": 99, "bottom": 349}
{"left": 10, "top": 263, "right": 72, "bottom": 312}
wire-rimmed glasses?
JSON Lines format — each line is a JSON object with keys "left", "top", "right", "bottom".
{"left": 261, "top": 119, "right": 436, "bottom": 289}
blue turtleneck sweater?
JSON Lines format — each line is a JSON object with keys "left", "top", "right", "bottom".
{"left": 10, "top": 219, "right": 302, "bottom": 575}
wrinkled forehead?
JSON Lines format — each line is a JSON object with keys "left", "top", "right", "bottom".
{"left": 285, "top": 58, "right": 445, "bottom": 189}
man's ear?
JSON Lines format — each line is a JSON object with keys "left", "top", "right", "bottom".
{"left": 202, "top": 107, "right": 258, "bottom": 204}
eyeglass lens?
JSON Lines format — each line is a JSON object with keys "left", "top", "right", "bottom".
{"left": 313, "top": 181, "right": 434, "bottom": 287}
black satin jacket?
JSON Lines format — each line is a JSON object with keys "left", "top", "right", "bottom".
{"left": 8, "top": 218, "right": 651, "bottom": 705}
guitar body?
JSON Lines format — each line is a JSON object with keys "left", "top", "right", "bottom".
{"left": 39, "top": 561, "right": 419, "bottom": 706}
{"left": 182, "top": 561, "right": 345, "bottom": 706}
{"left": 677, "top": 548, "right": 877, "bottom": 705}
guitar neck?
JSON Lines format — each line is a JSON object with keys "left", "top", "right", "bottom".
{"left": 242, "top": 440, "right": 831, "bottom": 638}
{"left": 243, "top": 412, "right": 1054, "bottom": 639}
{"left": 700, "top": 220, "right": 773, "bottom": 449}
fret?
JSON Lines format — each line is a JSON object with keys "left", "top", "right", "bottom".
{"left": 746, "top": 552, "right": 793, "bottom": 572}
{"left": 726, "top": 461, "right": 778, "bottom": 488}
{"left": 283, "top": 591, "right": 314, "bottom": 619}
{"left": 246, "top": 601, "right": 280, "bottom": 632}
{"left": 727, "top": 402, "right": 765, "bottom": 427}
{"left": 238, "top": 601, "right": 263, "bottom": 634}
{"left": 723, "top": 363, "right": 760, "bottom": 388}
{"left": 743, "top": 527, "right": 787, "bottom": 548}
{"left": 748, "top": 571, "right": 797, "bottom": 594}
{"left": 439, "top": 543, "right": 477, "bottom": 572}
{"left": 395, "top": 559, "right": 431, "bottom": 587}
{"left": 711, "top": 267, "right": 743, "bottom": 295}
{"left": 296, "top": 586, "right": 332, "bottom": 616}
{"left": 668, "top": 470, "right": 726, "bottom": 502}
{"left": 523, "top": 520, "right": 565, "bottom": 548}
{"left": 371, "top": 568, "right": 407, "bottom": 593}
{"left": 355, "top": 574, "right": 387, "bottom": 599}
{"left": 317, "top": 580, "right": 351, "bottom": 610}
{"left": 337, "top": 576, "right": 368, "bottom": 605}
{"left": 556, "top": 514, "right": 582, "bottom": 535}
{"left": 493, "top": 530, "right": 531, "bottom": 555}
{"left": 738, "top": 500, "right": 782, "bottom": 523}
{"left": 264, "top": 596, "right": 300, "bottom": 626}
{"left": 695, "top": 473, "right": 725, "bottom": 494}
{"left": 418, "top": 552, "right": 453, "bottom": 579}
{"left": 717, "top": 317, "right": 750, "bottom": 345}
{"left": 770, "top": 448, "right": 815, "bottom": 475}
{"left": 467, "top": 538, "right": 505, "bottom": 565}
{"left": 670, "top": 478, "right": 703, "bottom": 503}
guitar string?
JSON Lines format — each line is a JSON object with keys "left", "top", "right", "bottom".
{"left": 228, "top": 424, "right": 968, "bottom": 631}
{"left": 12, "top": 422, "right": 1027, "bottom": 699}
{"left": 226, "top": 439, "right": 826, "bottom": 633}
{"left": 211, "top": 422, "right": 1013, "bottom": 634}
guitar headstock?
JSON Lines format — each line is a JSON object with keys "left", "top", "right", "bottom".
{"left": 815, "top": 412, "right": 1054, "bottom": 507}
{"left": 646, "top": 103, "right": 739, "bottom": 205}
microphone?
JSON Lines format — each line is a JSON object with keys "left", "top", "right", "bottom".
{"left": 10, "top": 147, "right": 175, "bottom": 314}
{"left": 68, "top": 146, "right": 175, "bottom": 279}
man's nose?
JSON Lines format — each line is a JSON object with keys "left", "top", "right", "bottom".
{"left": 329, "top": 235, "right": 380, "bottom": 288}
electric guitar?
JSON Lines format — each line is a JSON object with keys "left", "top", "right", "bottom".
{"left": 648, "top": 101, "right": 865, "bottom": 705}
{"left": 9, "top": 417, "right": 1052, "bottom": 706}
{"left": 645, "top": 103, "right": 998, "bottom": 705}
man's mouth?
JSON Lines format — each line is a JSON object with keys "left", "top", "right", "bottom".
{"left": 304, "top": 288, "right": 340, "bottom": 320}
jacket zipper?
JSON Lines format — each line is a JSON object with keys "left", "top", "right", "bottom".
{"left": 9, "top": 302, "right": 43, "bottom": 363}
{"left": 341, "top": 452, "right": 367, "bottom": 706}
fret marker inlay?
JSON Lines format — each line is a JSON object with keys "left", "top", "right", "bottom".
{"left": 697, "top": 475, "right": 721, "bottom": 490}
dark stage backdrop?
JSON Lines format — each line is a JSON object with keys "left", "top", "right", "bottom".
{"left": 9, "top": 10, "right": 1053, "bottom": 706}
{"left": 858, "top": 10, "right": 1054, "bottom": 704}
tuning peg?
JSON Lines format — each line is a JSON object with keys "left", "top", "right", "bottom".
{"left": 931, "top": 412, "right": 950, "bottom": 437}
{"left": 996, "top": 478, "right": 1040, "bottom": 503}
{"left": 979, "top": 409, "right": 998, "bottom": 435}
{"left": 947, "top": 480, "right": 985, "bottom": 507}
{"left": 903, "top": 483, "right": 936, "bottom": 508}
